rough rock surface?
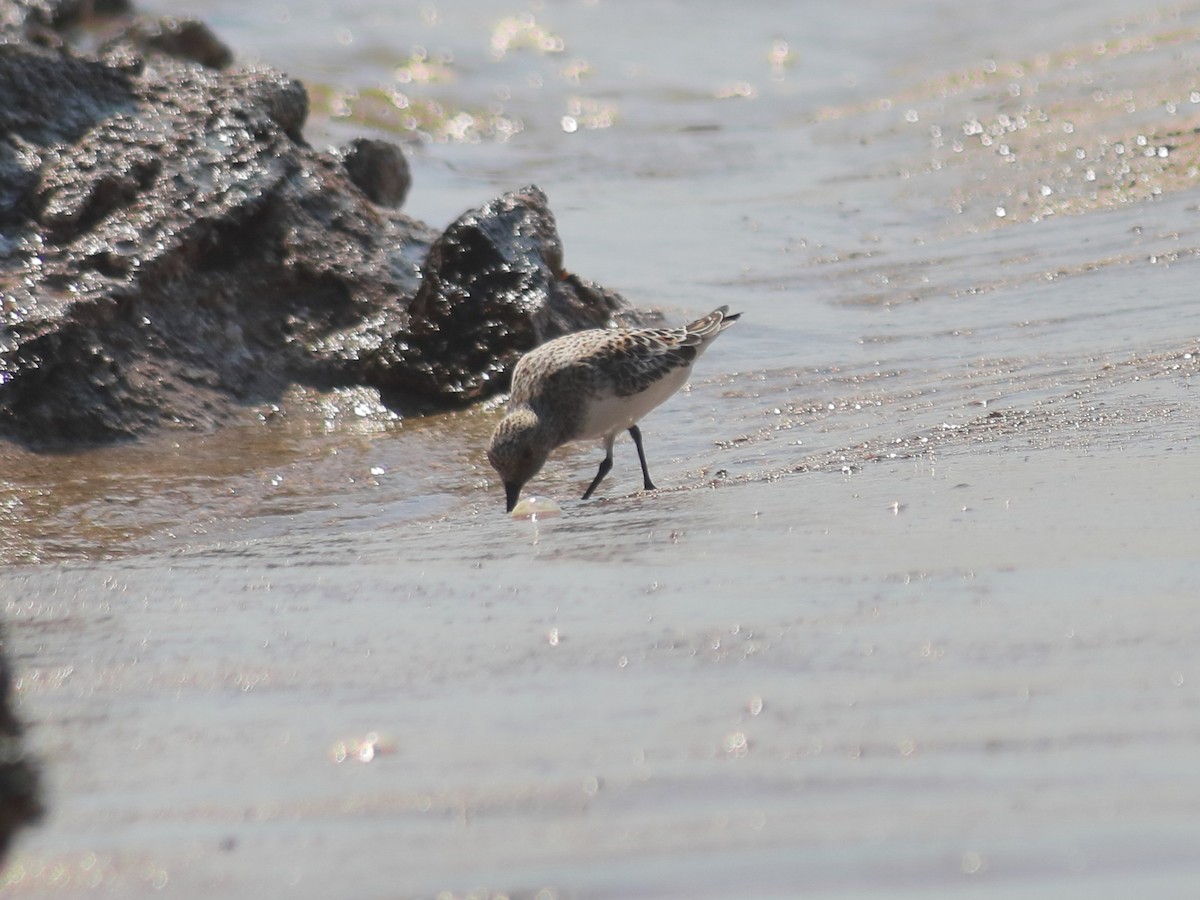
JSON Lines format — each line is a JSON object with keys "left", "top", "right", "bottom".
{"left": 0, "top": 629, "right": 41, "bottom": 865}
{"left": 0, "top": 0, "right": 625, "bottom": 447}
{"left": 364, "top": 186, "right": 625, "bottom": 406}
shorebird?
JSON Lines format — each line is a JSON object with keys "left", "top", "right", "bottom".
{"left": 487, "top": 305, "right": 740, "bottom": 512}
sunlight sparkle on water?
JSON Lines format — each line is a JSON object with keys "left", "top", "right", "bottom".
{"left": 490, "top": 14, "right": 565, "bottom": 59}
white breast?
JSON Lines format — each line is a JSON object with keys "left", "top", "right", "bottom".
{"left": 575, "top": 362, "right": 693, "bottom": 441}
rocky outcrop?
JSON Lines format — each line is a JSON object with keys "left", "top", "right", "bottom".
{"left": 363, "top": 186, "right": 625, "bottom": 406}
{"left": 0, "top": 0, "right": 625, "bottom": 447}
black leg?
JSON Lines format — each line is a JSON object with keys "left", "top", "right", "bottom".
{"left": 629, "top": 425, "right": 656, "bottom": 491}
{"left": 582, "top": 449, "right": 613, "bottom": 500}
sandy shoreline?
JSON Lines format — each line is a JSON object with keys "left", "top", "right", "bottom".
{"left": 3, "top": 422, "right": 1198, "bottom": 895}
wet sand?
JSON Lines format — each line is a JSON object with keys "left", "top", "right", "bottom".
{"left": 3, "top": 0, "right": 1200, "bottom": 896}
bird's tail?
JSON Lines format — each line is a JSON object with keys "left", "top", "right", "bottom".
{"left": 686, "top": 305, "right": 741, "bottom": 341}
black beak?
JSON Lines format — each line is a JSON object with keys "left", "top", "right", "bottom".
{"left": 505, "top": 482, "right": 521, "bottom": 513}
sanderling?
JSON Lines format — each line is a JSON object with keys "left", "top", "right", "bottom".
{"left": 487, "top": 305, "right": 740, "bottom": 512}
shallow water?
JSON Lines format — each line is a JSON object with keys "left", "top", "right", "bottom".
{"left": 4, "top": 0, "right": 1200, "bottom": 896}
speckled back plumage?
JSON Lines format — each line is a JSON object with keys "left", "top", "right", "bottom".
{"left": 510, "top": 306, "right": 738, "bottom": 443}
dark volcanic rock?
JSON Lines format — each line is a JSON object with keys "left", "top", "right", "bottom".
{"left": 0, "top": 627, "right": 41, "bottom": 865}
{"left": 117, "top": 16, "right": 233, "bottom": 69}
{"left": 338, "top": 137, "right": 411, "bottom": 209}
{"left": 0, "top": 0, "right": 626, "bottom": 447}
{"left": 363, "top": 186, "right": 624, "bottom": 406}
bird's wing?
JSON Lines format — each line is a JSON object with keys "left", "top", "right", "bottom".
{"left": 581, "top": 327, "right": 699, "bottom": 399}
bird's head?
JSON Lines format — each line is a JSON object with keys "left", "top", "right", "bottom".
{"left": 487, "top": 408, "right": 550, "bottom": 512}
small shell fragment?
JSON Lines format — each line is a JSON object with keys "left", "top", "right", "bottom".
{"left": 511, "top": 495, "right": 562, "bottom": 520}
